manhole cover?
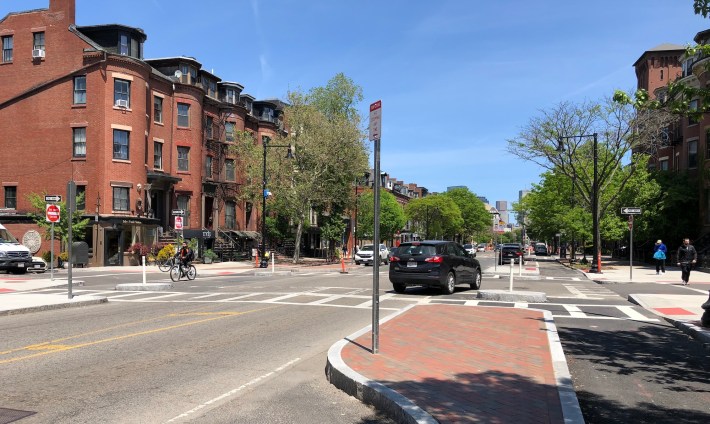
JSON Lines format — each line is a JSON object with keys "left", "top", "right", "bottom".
{"left": 0, "top": 407, "right": 36, "bottom": 424}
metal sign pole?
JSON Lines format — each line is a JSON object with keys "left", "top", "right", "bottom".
{"left": 50, "top": 222, "right": 55, "bottom": 281}
{"left": 372, "top": 137, "right": 381, "bottom": 355}
{"left": 67, "top": 181, "right": 75, "bottom": 299}
{"left": 629, "top": 215, "right": 634, "bottom": 280}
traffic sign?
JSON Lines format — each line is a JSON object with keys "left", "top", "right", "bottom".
{"left": 621, "top": 207, "right": 642, "bottom": 215}
{"left": 174, "top": 216, "right": 183, "bottom": 230}
{"left": 172, "top": 209, "right": 185, "bottom": 216}
{"left": 369, "top": 100, "right": 381, "bottom": 141}
{"left": 46, "top": 204, "right": 61, "bottom": 223}
{"left": 45, "top": 195, "right": 62, "bottom": 202}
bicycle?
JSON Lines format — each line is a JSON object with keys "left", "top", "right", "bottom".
{"left": 158, "top": 256, "right": 176, "bottom": 272}
{"left": 169, "top": 261, "right": 196, "bottom": 282}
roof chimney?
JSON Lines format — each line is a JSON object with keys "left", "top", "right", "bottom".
{"left": 49, "top": 0, "right": 76, "bottom": 25}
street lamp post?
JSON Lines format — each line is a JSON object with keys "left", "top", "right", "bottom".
{"left": 557, "top": 132, "right": 600, "bottom": 273}
{"left": 261, "top": 136, "right": 294, "bottom": 268}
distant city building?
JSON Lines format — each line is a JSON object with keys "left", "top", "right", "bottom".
{"left": 446, "top": 185, "right": 468, "bottom": 192}
{"left": 477, "top": 196, "right": 489, "bottom": 204}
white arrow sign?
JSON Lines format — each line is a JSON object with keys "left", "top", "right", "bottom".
{"left": 621, "top": 207, "right": 642, "bottom": 215}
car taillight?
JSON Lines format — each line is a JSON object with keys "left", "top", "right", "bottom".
{"left": 390, "top": 255, "right": 400, "bottom": 262}
{"left": 425, "top": 256, "right": 443, "bottom": 263}
{"left": 516, "top": 252, "right": 522, "bottom": 256}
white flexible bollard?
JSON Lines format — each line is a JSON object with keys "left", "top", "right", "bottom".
{"left": 271, "top": 251, "right": 275, "bottom": 273}
{"left": 509, "top": 259, "right": 514, "bottom": 291}
{"left": 142, "top": 255, "right": 146, "bottom": 284}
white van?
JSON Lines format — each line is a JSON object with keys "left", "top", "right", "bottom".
{"left": 0, "top": 223, "right": 32, "bottom": 274}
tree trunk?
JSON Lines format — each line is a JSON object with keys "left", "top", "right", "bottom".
{"left": 292, "top": 213, "right": 305, "bottom": 264}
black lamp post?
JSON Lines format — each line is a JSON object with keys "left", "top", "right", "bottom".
{"left": 260, "top": 135, "right": 294, "bottom": 268}
{"left": 557, "top": 132, "right": 600, "bottom": 273}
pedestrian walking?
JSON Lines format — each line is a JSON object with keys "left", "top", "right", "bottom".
{"left": 653, "top": 239, "right": 667, "bottom": 275}
{"left": 342, "top": 245, "right": 348, "bottom": 259}
{"left": 676, "top": 238, "right": 698, "bottom": 285}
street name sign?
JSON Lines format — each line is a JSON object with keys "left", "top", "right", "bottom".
{"left": 171, "top": 209, "right": 185, "bottom": 216}
{"left": 621, "top": 207, "right": 642, "bottom": 215}
{"left": 45, "top": 195, "right": 62, "bottom": 202}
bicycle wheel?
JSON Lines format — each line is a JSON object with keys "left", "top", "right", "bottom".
{"left": 169, "top": 265, "right": 181, "bottom": 282}
{"left": 158, "top": 258, "right": 172, "bottom": 272}
{"left": 186, "top": 265, "right": 197, "bottom": 280}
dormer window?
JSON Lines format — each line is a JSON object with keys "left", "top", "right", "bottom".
{"left": 119, "top": 34, "right": 129, "bottom": 55}
{"left": 225, "top": 88, "right": 237, "bottom": 104}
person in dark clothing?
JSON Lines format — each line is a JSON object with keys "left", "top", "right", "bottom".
{"left": 653, "top": 240, "right": 667, "bottom": 275}
{"left": 676, "top": 238, "right": 697, "bottom": 285}
{"left": 178, "top": 241, "right": 193, "bottom": 269}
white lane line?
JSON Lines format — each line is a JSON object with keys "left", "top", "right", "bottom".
{"left": 464, "top": 300, "right": 480, "bottom": 306}
{"left": 135, "top": 293, "right": 185, "bottom": 301}
{"left": 109, "top": 292, "right": 160, "bottom": 298}
{"left": 514, "top": 302, "right": 528, "bottom": 308}
{"left": 563, "top": 305, "right": 587, "bottom": 318}
{"left": 219, "top": 293, "right": 265, "bottom": 301}
{"left": 309, "top": 295, "right": 345, "bottom": 305}
{"left": 617, "top": 305, "right": 655, "bottom": 321}
{"left": 164, "top": 358, "right": 301, "bottom": 423}
{"left": 191, "top": 293, "right": 223, "bottom": 299}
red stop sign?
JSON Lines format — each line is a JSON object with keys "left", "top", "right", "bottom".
{"left": 46, "top": 204, "right": 61, "bottom": 223}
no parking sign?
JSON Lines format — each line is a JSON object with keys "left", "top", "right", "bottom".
{"left": 175, "top": 216, "right": 183, "bottom": 230}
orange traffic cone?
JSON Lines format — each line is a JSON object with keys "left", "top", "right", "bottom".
{"left": 340, "top": 256, "right": 348, "bottom": 274}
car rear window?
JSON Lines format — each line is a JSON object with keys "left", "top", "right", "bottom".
{"left": 397, "top": 244, "right": 437, "bottom": 256}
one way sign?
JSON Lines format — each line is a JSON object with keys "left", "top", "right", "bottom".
{"left": 621, "top": 207, "right": 642, "bottom": 215}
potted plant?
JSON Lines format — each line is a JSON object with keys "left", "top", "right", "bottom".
{"left": 203, "top": 248, "right": 218, "bottom": 264}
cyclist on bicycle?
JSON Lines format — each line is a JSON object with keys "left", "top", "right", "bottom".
{"left": 178, "top": 241, "right": 193, "bottom": 272}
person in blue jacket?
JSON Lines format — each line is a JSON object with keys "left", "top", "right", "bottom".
{"left": 653, "top": 239, "right": 667, "bottom": 275}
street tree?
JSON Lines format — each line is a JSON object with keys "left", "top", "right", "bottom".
{"left": 268, "top": 74, "right": 369, "bottom": 263}
{"left": 405, "top": 195, "right": 463, "bottom": 240}
{"left": 443, "top": 187, "right": 491, "bottom": 242}
{"left": 26, "top": 192, "right": 91, "bottom": 251}
{"left": 506, "top": 97, "right": 660, "bottom": 262}
{"left": 356, "top": 190, "right": 406, "bottom": 243}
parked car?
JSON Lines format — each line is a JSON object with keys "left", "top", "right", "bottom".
{"left": 354, "top": 244, "right": 390, "bottom": 265}
{"left": 499, "top": 243, "right": 525, "bottom": 265}
{"left": 534, "top": 243, "right": 548, "bottom": 256}
{"left": 388, "top": 240, "right": 482, "bottom": 295}
{"left": 463, "top": 243, "right": 476, "bottom": 255}
{"left": 477, "top": 243, "right": 487, "bottom": 252}
{"left": 28, "top": 256, "right": 47, "bottom": 273}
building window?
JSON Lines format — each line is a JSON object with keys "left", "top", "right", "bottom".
{"left": 114, "top": 79, "right": 130, "bottom": 108}
{"left": 689, "top": 139, "right": 698, "bottom": 169}
{"left": 225, "top": 122, "right": 235, "bottom": 141}
{"left": 73, "top": 127, "right": 86, "bottom": 158}
{"left": 226, "top": 88, "right": 237, "bottom": 104}
{"left": 177, "top": 146, "right": 189, "bottom": 171}
{"left": 113, "top": 129, "right": 129, "bottom": 160}
{"left": 112, "top": 187, "right": 129, "bottom": 211}
{"left": 4, "top": 186, "right": 17, "bottom": 209}
{"left": 153, "top": 96, "right": 163, "bottom": 123}
{"left": 177, "top": 195, "right": 190, "bottom": 219}
{"left": 659, "top": 159, "right": 669, "bottom": 171}
{"left": 76, "top": 185, "right": 86, "bottom": 211}
{"left": 177, "top": 103, "right": 190, "bottom": 127}
{"left": 119, "top": 34, "right": 129, "bottom": 55}
{"left": 2, "top": 35, "right": 12, "bottom": 63}
{"left": 225, "top": 201, "right": 236, "bottom": 229}
{"left": 205, "top": 156, "right": 213, "bottom": 178}
{"left": 33, "top": 32, "right": 45, "bottom": 52}
{"left": 154, "top": 141, "right": 163, "bottom": 170}
{"left": 205, "top": 116, "right": 213, "bottom": 139}
{"left": 73, "top": 76, "right": 86, "bottom": 104}
{"left": 225, "top": 159, "right": 235, "bottom": 181}
{"left": 689, "top": 99, "right": 700, "bottom": 126}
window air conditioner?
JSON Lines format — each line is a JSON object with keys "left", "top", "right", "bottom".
{"left": 32, "top": 49, "right": 45, "bottom": 58}
{"left": 115, "top": 99, "right": 129, "bottom": 109}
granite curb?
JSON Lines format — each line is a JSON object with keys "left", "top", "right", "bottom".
{"left": 0, "top": 295, "right": 107, "bottom": 317}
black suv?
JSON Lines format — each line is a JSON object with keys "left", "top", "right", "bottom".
{"left": 388, "top": 240, "right": 482, "bottom": 295}
{"left": 499, "top": 243, "right": 525, "bottom": 265}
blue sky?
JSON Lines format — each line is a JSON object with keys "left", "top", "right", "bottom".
{"left": 2, "top": 0, "right": 709, "bottom": 213}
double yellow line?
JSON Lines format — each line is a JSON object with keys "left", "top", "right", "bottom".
{"left": 0, "top": 306, "right": 276, "bottom": 365}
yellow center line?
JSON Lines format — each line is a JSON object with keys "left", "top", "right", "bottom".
{"left": 0, "top": 306, "right": 278, "bottom": 365}
{"left": 0, "top": 304, "right": 234, "bottom": 356}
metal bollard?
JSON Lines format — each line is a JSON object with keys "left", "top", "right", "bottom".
{"left": 701, "top": 290, "right": 710, "bottom": 327}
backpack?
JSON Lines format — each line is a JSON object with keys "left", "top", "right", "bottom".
{"left": 186, "top": 248, "right": 194, "bottom": 262}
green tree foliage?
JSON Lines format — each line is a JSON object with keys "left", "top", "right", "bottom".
{"left": 442, "top": 188, "right": 491, "bottom": 241}
{"left": 26, "top": 192, "right": 91, "bottom": 251}
{"left": 695, "top": 0, "right": 710, "bottom": 17}
{"left": 405, "top": 195, "right": 463, "bottom": 240}
{"left": 268, "top": 73, "right": 369, "bottom": 262}
{"left": 356, "top": 190, "right": 406, "bottom": 243}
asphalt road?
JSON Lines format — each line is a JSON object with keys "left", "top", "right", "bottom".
{"left": 3, "top": 254, "right": 710, "bottom": 423}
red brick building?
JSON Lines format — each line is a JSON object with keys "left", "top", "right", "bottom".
{"left": 0, "top": 0, "right": 280, "bottom": 265}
